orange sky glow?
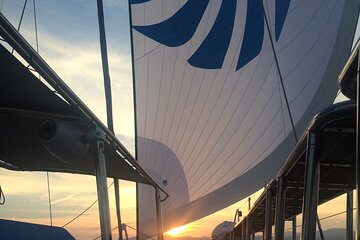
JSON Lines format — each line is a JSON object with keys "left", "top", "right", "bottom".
{"left": 0, "top": 167, "right": 351, "bottom": 239}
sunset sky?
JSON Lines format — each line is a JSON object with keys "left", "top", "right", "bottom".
{"left": 0, "top": 1, "right": 359, "bottom": 239}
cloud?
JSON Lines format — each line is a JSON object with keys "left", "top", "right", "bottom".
{"left": 51, "top": 193, "right": 78, "bottom": 205}
{"left": 32, "top": 31, "right": 138, "bottom": 151}
{"left": 13, "top": 26, "right": 137, "bottom": 145}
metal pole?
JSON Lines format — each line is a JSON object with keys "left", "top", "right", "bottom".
{"left": 94, "top": 129, "right": 112, "bottom": 240}
{"left": 248, "top": 197, "right": 251, "bottom": 211}
{"left": 122, "top": 224, "right": 129, "bottom": 240}
{"left": 46, "top": 172, "right": 53, "bottom": 226}
{"left": 347, "top": 190, "right": 354, "bottom": 240}
{"left": 95, "top": 0, "right": 122, "bottom": 239}
{"left": 155, "top": 188, "right": 164, "bottom": 240}
{"left": 234, "top": 209, "right": 242, "bottom": 223}
{"left": 242, "top": 219, "right": 246, "bottom": 240}
{"left": 292, "top": 216, "right": 296, "bottom": 240}
{"left": 356, "top": 48, "right": 360, "bottom": 240}
{"left": 114, "top": 180, "right": 123, "bottom": 240}
{"left": 301, "top": 132, "right": 320, "bottom": 240}
{"left": 275, "top": 177, "right": 286, "bottom": 240}
{"left": 264, "top": 189, "right": 272, "bottom": 240}
{"left": 252, "top": 227, "right": 255, "bottom": 240}
{"left": 246, "top": 217, "right": 251, "bottom": 240}
{"left": 95, "top": 1, "right": 113, "bottom": 130}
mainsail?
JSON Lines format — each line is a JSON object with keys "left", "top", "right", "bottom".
{"left": 129, "top": 0, "right": 360, "bottom": 236}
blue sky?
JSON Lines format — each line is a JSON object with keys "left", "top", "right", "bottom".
{"left": 0, "top": 0, "right": 359, "bottom": 239}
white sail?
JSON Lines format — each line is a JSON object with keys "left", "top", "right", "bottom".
{"left": 129, "top": 0, "right": 360, "bottom": 236}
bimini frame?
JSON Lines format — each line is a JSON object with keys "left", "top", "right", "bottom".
{"left": 227, "top": 40, "right": 360, "bottom": 240}
{"left": 0, "top": 9, "right": 169, "bottom": 240}
{"left": 231, "top": 101, "right": 356, "bottom": 240}
{"left": 339, "top": 38, "right": 360, "bottom": 240}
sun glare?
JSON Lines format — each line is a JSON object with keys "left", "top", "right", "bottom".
{"left": 166, "top": 226, "right": 186, "bottom": 237}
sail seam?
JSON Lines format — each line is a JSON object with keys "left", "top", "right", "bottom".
{"left": 179, "top": 37, "right": 272, "bottom": 195}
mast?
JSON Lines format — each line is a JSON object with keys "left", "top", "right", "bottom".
{"left": 126, "top": 1, "right": 140, "bottom": 239}
{"left": 96, "top": 0, "right": 121, "bottom": 239}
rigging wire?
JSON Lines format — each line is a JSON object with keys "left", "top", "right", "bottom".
{"left": 0, "top": 0, "right": 4, "bottom": 12}
{"left": 261, "top": 3, "right": 337, "bottom": 236}
{"left": 62, "top": 198, "right": 98, "bottom": 228}
{"left": 261, "top": 0, "right": 298, "bottom": 143}
{"left": 122, "top": 224, "right": 155, "bottom": 240}
{"left": 126, "top": 0, "right": 140, "bottom": 236}
{"left": 62, "top": 181, "right": 114, "bottom": 228}
{"left": 11, "top": 0, "right": 28, "bottom": 54}
{"left": 0, "top": 186, "right": 5, "bottom": 205}
{"left": 92, "top": 223, "right": 155, "bottom": 240}
{"left": 33, "top": 0, "right": 39, "bottom": 53}
{"left": 252, "top": 208, "right": 354, "bottom": 239}
{"left": 283, "top": 208, "right": 354, "bottom": 233}
{"left": 31, "top": 0, "right": 51, "bottom": 226}
{"left": 17, "top": 0, "right": 28, "bottom": 32}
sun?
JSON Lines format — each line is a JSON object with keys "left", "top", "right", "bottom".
{"left": 165, "top": 226, "right": 186, "bottom": 237}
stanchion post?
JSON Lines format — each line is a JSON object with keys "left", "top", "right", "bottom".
{"left": 347, "top": 190, "right": 354, "bottom": 240}
{"left": 264, "top": 188, "right": 272, "bottom": 240}
{"left": 292, "top": 216, "right": 296, "bottom": 240}
{"left": 356, "top": 48, "right": 360, "bottom": 240}
{"left": 155, "top": 188, "right": 164, "bottom": 240}
{"left": 301, "top": 132, "right": 320, "bottom": 240}
{"left": 274, "top": 177, "right": 286, "bottom": 240}
{"left": 93, "top": 128, "right": 112, "bottom": 240}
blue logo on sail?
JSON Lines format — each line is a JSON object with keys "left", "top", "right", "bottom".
{"left": 132, "top": 0, "right": 291, "bottom": 71}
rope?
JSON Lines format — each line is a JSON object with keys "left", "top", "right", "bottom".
{"left": 92, "top": 224, "right": 155, "bottom": 240}
{"left": 0, "top": 186, "right": 5, "bottom": 205}
{"left": 261, "top": 0, "right": 298, "bottom": 143}
{"left": 62, "top": 181, "right": 114, "bottom": 228}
